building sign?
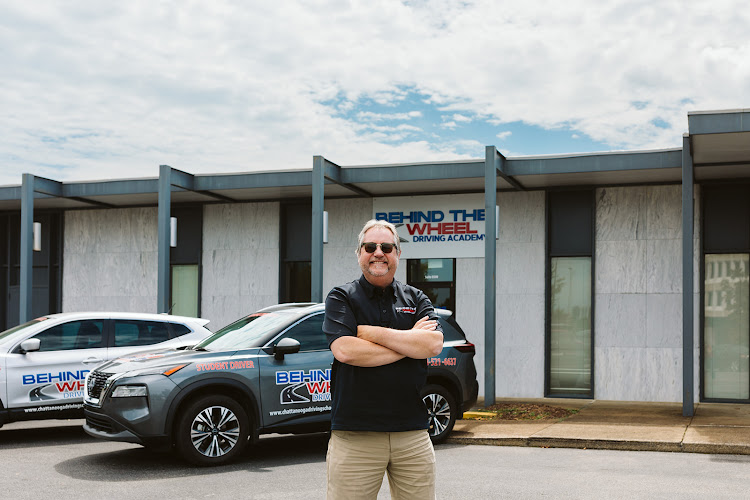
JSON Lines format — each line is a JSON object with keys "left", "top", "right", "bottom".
{"left": 373, "top": 194, "right": 487, "bottom": 258}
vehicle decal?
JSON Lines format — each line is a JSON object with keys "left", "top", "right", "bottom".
{"left": 26, "top": 382, "right": 86, "bottom": 401}
{"left": 280, "top": 383, "right": 310, "bottom": 403}
{"left": 427, "top": 357, "right": 456, "bottom": 367}
{"left": 22, "top": 370, "right": 89, "bottom": 385}
{"left": 195, "top": 359, "right": 255, "bottom": 372}
{"left": 22, "top": 402, "right": 82, "bottom": 413}
{"left": 21, "top": 370, "right": 89, "bottom": 401}
{"left": 269, "top": 405, "right": 331, "bottom": 417}
{"left": 275, "top": 369, "right": 331, "bottom": 404}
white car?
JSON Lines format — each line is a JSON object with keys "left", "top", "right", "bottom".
{"left": 0, "top": 312, "right": 212, "bottom": 428}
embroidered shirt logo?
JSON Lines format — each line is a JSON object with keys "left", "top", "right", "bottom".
{"left": 395, "top": 306, "right": 416, "bottom": 314}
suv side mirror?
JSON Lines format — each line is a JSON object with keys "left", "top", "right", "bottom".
{"left": 19, "top": 338, "right": 41, "bottom": 354}
{"left": 273, "top": 337, "right": 300, "bottom": 360}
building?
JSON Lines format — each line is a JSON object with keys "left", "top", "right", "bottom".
{"left": 2, "top": 108, "right": 750, "bottom": 415}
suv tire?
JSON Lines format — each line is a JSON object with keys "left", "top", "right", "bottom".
{"left": 421, "top": 384, "right": 457, "bottom": 444}
{"left": 175, "top": 395, "right": 250, "bottom": 466}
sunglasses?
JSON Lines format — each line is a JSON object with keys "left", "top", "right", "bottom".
{"left": 361, "top": 242, "right": 397, "bottom": 254}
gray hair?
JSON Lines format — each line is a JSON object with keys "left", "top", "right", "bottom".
{"left": 356, "top": 219, "right": 400, "bottom": 255}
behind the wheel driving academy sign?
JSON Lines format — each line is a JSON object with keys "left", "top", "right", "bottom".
{"left": 374, "top": 193, "right": 487, "bottom": 259}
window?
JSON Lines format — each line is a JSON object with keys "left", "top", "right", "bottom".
{"left": 283, "top": 261, "right": 312, "bottom": 303}
{"left": 170, "top": 322, "right": 192, "bottom": 338}
{"left": 704, "top": 254, "right": 749, "bottom": 400}
{"left": 34, "top": 320, "right": 104, "bottom": 351}
{"left": 703, "top": 185, "right": 750, "bottom": 401}
{"left": 278, "top": 313, "right": 328, "bottom": 351}
{"left": 113, "top": 320, "right": 170, "bottom": 347}
{"left": 438, "top": 316, "right": 468, "bottom": 342}
{"left": 169, "top": 206, "right": 202, "bottom": 317}
{"left": 547, "top": 190, "right": 593, "bottom": 397}
{"left": 549, "top": 257, "right": 592, "bottom": 395}
{"left": 280, "top": 203, "right": 312, "bottom": 303}
{"left": 171, "top": 264, "right": 200, "bottom": 317}
{"left": 407, "top": 259, "right": 456, "bottom": 312}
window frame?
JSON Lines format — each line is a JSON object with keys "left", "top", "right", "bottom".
{"left": 545, "top": 189, "right": 595, "bottom": 399}
{"left": 701, "top": 183, "right": 750, "bottom": 402}
{"left": 406, "top": 258, "right": 457, "bottom": 314}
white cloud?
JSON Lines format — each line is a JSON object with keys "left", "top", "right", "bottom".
{"left": 496, "top": 131, "right": 512, "bottom": 140}
{"left": 1, "top": 0, "right": 749, "bottom": 185}
{"left": 357, "top": 111, "right": 423, "bottom": 122}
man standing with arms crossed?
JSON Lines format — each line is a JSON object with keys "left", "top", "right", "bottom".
{"left": 323, "top": 219, "right": 444, "bottom": 500}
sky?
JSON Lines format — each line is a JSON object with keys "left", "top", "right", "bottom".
{"left": 1, "top": 0, "right": 749, "bottom": 186}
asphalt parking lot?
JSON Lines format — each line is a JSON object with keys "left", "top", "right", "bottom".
{"left": 1, "top": 419, "right": 331, "bottom": 499}
{"left": 5, "top": 418, "right": 750, "bottom": 500}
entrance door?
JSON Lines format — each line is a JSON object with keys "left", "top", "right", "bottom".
{"left": 407, "top": 259, "right": 456, "bottom": 313}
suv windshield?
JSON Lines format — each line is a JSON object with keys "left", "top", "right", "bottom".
{"left": 195, "top": 311, "right": 298, "bottom": 351}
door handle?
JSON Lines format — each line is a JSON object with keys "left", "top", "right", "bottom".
{"left": 82, "top": 357, "right": 104, "bottom": 365}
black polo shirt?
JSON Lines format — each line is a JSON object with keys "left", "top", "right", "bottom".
{"left": 323, "top": 275, "right": 442, "bottom": 431}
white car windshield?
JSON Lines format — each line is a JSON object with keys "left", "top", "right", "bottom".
{"left": 194, "top": 311, "right": 298, "bottom": 351}
{"left": 0, "top": 317, "right": 48, "bottom": 342}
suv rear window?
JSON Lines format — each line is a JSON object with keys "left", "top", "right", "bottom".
{"left": 438, "top": 317, "right": 466, "bottom": 342}
{"left": 170, "top": 323, "right": 192, "bottom": 338}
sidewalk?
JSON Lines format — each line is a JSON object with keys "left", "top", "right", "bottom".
{"left": 447, "top": 398, "right": 750, "bottom": 455}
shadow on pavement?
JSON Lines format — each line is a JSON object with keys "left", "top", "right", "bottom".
{"left": 54, "top": 432, "right": 330, "bottom": 481}
{"left": 0, "top": 423, "right": 95, "bottom": 449}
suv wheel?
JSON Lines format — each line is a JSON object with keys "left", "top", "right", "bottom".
{"left": 175, "top": 395, "right": 250, "bottom": 466}
{"left": 421, "top": 384, "right": 457, "bottom": 444}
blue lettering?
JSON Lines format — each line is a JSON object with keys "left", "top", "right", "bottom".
{"left": 448, "top": 209, "right": 485, "bottom": 222}
{"left": 23, "top": 375, "right": 34, "bottom": 385}
{"left": 276, "top": 369, "right": 331, "bottom": 385}
{"left": 313, "top": 369, "right": 331, "bottom": 382}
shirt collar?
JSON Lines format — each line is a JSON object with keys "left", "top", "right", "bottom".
{"left": 359, "top": 275, "right": 396, "bottom": 298}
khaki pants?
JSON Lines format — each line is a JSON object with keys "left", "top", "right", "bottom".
{"left": 326, "top": 430, "right": 436, "bottom": 500}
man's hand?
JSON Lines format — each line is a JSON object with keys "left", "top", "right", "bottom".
{"left": 356, "top": 316, "right": 443, "bottom": 360}
{"left": 412, "top": 315, "right": 438, "bottom": 332}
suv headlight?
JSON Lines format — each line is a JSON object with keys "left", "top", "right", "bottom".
{"left": 111, "top": 385, "right": 148, "bottom": 398}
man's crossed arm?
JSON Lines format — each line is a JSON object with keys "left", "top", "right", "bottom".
{"left": 330, "top": 316, "right": 444, "bottom": 367}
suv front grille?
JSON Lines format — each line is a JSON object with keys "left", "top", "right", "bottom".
{"left": 87, "top": 371, "right": 113, "bottom": 400}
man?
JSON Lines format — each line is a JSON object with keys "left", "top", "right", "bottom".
{"left": 323, "top": 219, "right": 444, "bottom": 500}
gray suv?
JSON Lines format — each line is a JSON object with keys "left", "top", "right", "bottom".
{"left": 83, "top": 303, "right": 478, "bottom": 466}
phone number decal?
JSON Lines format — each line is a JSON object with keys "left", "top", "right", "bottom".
{"left": 427, "top": 357, "right": 456, "bottom": 367}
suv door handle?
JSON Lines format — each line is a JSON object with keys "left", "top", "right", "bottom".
{"left": 82, "top": 357, "right": 104, "bottom": 365}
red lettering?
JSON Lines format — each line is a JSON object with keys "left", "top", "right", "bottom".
{"left": 407, "top": 222, "right": 477, "bottom": 235}
{"left": 55, "top": 381, "right": 84, "bottom": 392}
{"left": 306, "top": 381, "right": 330, "bottom": 394}
{"left": 229, "top": 360, "right": 255, "bottom": 369}
{"left": 406, "top": 224, "right": 426, "bottom": 235}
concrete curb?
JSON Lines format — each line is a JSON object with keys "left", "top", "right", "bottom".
{"left": 445, "top": 435, "right": 750, "bottom": 455}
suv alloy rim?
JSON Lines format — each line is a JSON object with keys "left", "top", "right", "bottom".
{"left": 423, "top": 393, "right": 451, "bottom": 437}
{"left": 191, "top": 405, "right": 241, "bottom": 457}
